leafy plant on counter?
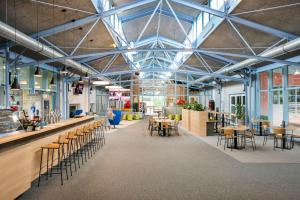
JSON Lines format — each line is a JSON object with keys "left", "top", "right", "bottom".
{"left": 183, "top": 103, "right": 192, "bottom": 110}
{"left": 192, "top": 102, "right": 205, "bottom": 111}
{"left": 183, "top": 103, "right": 205, "bottom": 111}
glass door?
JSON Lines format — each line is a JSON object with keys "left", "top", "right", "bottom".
{"left": 96, "top": 95, "right": 109, "bottom": 116}
{"left": 272, "top": 90, "right": 283, "bottom": 125}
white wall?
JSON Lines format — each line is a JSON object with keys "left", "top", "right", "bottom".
{"left": 219, "top": 82, "right": 244, "bottom": 112}
{"left": 68, "top": 83, "right": 96, "bottom": 113}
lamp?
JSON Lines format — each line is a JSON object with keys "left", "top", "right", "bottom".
{"left": 61, "top": 65, "right": 68, "bottom": 74}
{"left": 50, "top": 76, "right": 55, "bottom": 86}
{"left": 71, "top": 82, "right": 75, "bottom": 87}
{"left": 78, "top": 76, "right": 83, "bottom": 83}
{"left": 11, "top": 76, "right": 20, "bottom": 91}
{"left": 93, "top": 81, "right": 110, "bottom": 85}
{"left": 34, "top": 67, "right": 42, "bottom": 77}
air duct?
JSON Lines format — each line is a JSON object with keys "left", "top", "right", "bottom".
{"left": 195, "top": 37, "right": 300, "bottom": 83}
{"left": 0, "top": 21, "right": 109, "bottom": 81}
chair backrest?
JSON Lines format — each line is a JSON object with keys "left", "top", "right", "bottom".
{"left": 273, "top": 127, "right": 285, "bottom": 135}
{"left": 224, "top": 129, "right": 234, "bottom": 137}
{"left": 68, "top": 130, "right": 76, "bottom": 138}
{"left": 162, "top": 122, "right": 169, "bottom": 128}
{"left": 262, "top": 121, "right": 270, "bottom": 127}
{"left": 250, "top": 128, "right": 256, "bottom": 135}
{"left": 58, "top": 135, "right": 67, "bottom": 144}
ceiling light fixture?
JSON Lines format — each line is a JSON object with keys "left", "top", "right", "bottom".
{"left": 105, "top": 85, "right": 122, "bottom": 89}
{"left": 61, "top": 65, "right": 68, "bottom": 74}
{"left": 50, "top": 76, "right": 55, "bottom": 86}
{"left": 78, "top": 76, "right": 83, "bottom": 83}
{"left": 93, "top": 81, "right": 110, "bottom": 85}
{"left": 11, "top": 76, "right": 20, "bottom": 91}
{"left": 34, "top": 67, "right": 42, "bottom": 77}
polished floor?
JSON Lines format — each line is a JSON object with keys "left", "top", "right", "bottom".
{"left": 20, "top": 120, "right": 300, "bottom": 200}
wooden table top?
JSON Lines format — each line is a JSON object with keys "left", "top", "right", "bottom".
{"left": 154, "top": 118, "right": 174, "bottom": 123}
{"left": 220, "top": 125, "right": 249, "bottom": 131}
{"left": 252, "top": 119, "right": 270, "bottom": 123}
{"left": 0, "top": 116, "right": 94, "bottom": 146}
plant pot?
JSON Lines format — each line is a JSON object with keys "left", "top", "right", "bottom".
{"left": 182, "top": 109, "right": 191, "bottom": 131}
{"left": 190, "top": 110, "right": 209, "bottom": 136}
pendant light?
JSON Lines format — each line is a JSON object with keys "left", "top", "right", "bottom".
{"left": 78, "top": 76, "right": 83, "bottom": 83}
{"left": 71, "top": 82, "right": 75, "bottom": 87}
{"left": 11, "top": 76, "right": 20, "bottom": 91}
{"left": 34, "top": 67, "right": 42, "bottom": 77}
{"left": 50, "top": 76, "right": 55, "bottom": 86}
{"left": 61, "top": 65, "right": 68, "bottom": 74}
{"left": 11, "top": 0, "right": 20, "bottom": 91}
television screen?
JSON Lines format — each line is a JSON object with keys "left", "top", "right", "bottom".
{"left": 74, "top": 83, "right": 84, "bottom": 95}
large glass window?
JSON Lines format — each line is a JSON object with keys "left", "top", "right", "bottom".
{"left": 288, "top": 66, "right": 300, "bottom": 87}
{"left": 260, "top": 91, "right": 268, "bottom": 118}
{"left": 288, "top": 89, "right": 300, "bottom": 124}
{"left": 260, "top": 72, "right": 268, "bottom": 90}
{"left": 272, "top": 68, "right": 282, "bottom": 89}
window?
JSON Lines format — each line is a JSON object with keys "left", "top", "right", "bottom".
{"left": 288, "top": 66, "right": 300, "bottom": 87}
{"left": 260, "top": 72, "right": 268, "bottom": 90}
{"left": 272, "top": 68, "right": 282, "bottom": 89}
{"left": 260, "top": 91, "right": 268, "bottom": 118}
{"left": 288, "top": 89, "right": 300, "bottom": 124}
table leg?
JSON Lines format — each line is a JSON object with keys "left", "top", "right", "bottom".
{"left": 234, "top": 130, "right": 238, "bottom": 149}
{"left": 259, "top": 122, "right": 262, "bottom": 136}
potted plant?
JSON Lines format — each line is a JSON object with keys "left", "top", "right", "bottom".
{"left": 192, "top": 102, "right": 205, "bottom": 111}
{"left": 236, "top": 103, "right": 245, "bottom": 125}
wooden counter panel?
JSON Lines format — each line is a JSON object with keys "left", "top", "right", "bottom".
{"left": 0, "top": 116, "right": 94, "bottom": 200}
{"left": 0, "top": 116, "right": 94, "bottom": 147}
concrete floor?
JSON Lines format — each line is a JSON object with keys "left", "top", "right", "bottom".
{"left": 19, "top": 120, "right": 300, "bottom": 200}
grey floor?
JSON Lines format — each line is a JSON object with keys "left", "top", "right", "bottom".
{"left": 20, "top": 120, "right": 300, "bottom": 200}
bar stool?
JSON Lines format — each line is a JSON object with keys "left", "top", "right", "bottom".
{"left": 76, "top": 127, "right": 88, "bottom": 163}
{"left": 99, "top": 119, "right": 106, "bottom": 146}
{"left": 82, "top": 125, "right": 93, "bottom": 158}
{"left": 53, "top": 134, "right": 74, "bottom": 176}
{"left": 38, "top": 136, "right": 69, "bottom": 186}
{"left": 67, "top": 130, "right": 81, "bottom": 170}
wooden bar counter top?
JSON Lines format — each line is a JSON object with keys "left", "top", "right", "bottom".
{"left": 0, "top": 116, "right": 94, "bottom": 200}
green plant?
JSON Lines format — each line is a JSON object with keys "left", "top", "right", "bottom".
{"left": 236, "top": 103, "right": 245, "bottom": 120}
{"left": 192, "top": 102, "right": 205, "bottom": 111}
{"left": 183, "top": 103, "right": 192, "bottom": 110}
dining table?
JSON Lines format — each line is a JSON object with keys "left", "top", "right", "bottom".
{"left": 153, "top": 118, "right": 174, "bottom": 136}
{"left": 221, "top": 125, "right": 249, "bottom": 149}
{"left": 252, "top": 119, "right": 270, "bottom": 136}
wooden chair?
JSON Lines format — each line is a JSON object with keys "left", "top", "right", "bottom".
{"left": 242, "top": 128, "right": 256, "bottom": 151}
{"left": 170, "top": 120, "right": 179, "bottom": 136}
{"left": 38, "top": 136, "right": 69, "bottom": 186}
{"left": 67, "top": 130, "right": 81, "bottom": 169}
{"left": 216, "top": 125, "right": 225, "bottom": 146}
{"left": 223, "top": 128, "right": 235, "bottom": 151}
{"left": 149, "top": 118, "right": 158, "bottom": 136}
{"left": 273, "top": 127, "right": 293, "bottom": 151}
{"left": 162, "top": 121, "right": 171, "bottom": 137}
{"left": 262, "top": 121, "right": 271, "bottom": 145}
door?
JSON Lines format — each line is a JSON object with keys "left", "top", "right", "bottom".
{"left": 96, "top": 95, "right": 109, "bottom": 116}
{"left": 272, "top": 90, "right": 283, "bottom": 125}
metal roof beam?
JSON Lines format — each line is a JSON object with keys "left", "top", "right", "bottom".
{"left": 120, "top": 6, "right": 194, "bottom": 24}
{"left": 16, "top": 48, "right": 300, "bottom": 67}
{"left": 171, "top": 0, "right": 298, "bottom": 40}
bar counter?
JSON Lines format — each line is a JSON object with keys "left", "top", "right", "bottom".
{"left": 0, "top": 116, "right": 94, "bottom": 200}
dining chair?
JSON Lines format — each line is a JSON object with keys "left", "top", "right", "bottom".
{"left": 223, "top": 128, "right": 235, "bottom": 151}
{"left": 262, "top": 121, "right": 271, "bottom": 145}
{"left": 162, "top": 121, "right": 171, "bottom": 137}
{"left": 242, "top": 128, "right": 256, "bottom": 151}
{"left": 216, "top": 125, "right": 225, "bottom": 146}
{"left": 272, "top": 127, "right": 292, "bottom": 151}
